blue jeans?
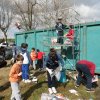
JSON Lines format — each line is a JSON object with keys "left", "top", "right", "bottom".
{"left": 22, "top": 64, "right": 29, "bottom": 80}
{"left": 76, "top": 63, "right": 92, "bottom": 89}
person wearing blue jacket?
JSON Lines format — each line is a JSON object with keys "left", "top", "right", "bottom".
{"left": 20, "top": 43, "right": 31, "bottom": 83}
{"left": 12, "top": 43, "right": 31, "bottom": 83}
{"left": 55, "top": 17, "right": 66, "bottom": 44}
{"left": 45, "top": 48, "right": 64, "bottom": 94}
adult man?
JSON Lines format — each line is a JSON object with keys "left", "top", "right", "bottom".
{"left": 55, "top": 17, "right": 66, "bottom": 44}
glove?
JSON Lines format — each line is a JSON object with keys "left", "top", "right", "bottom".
{"left": 46, "top": 68, "right": 53, "bottom": 75}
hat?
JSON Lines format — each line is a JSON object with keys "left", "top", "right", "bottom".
{"left": 21, "top": 43, "right": 28, "bottom": 48}
{"left": 58, "top": 17, "right": 62, "bottom": 20}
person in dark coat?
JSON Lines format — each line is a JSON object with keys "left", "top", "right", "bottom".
{"left": 55, "top": 17, "right": 66, "bottom": 44}
{"left": 45, "top": 48, "right": 64, "bottom": 94}
{"left": 75, "top": 60, "right": 96, "bottom": 92}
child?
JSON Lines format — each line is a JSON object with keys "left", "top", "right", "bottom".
{"left": 9, "top": 54, "right": 24, "bottom": 100}
{"left": 20, "top": 43, "right": 31, "bottom": 83}
{"left": 37, "top": 49, "right": 45, "bottom": 71}
{"left": 30, "top": 48, "right": 37, "bottom": 70}
{"left": 45, "top": 48, "right": 64, "bottom": 94}
{"left": 65, "top": 25, "right": 74, "bottom": 41}
{"left": 64, "top": 25, "right": 74, "bottom": 44}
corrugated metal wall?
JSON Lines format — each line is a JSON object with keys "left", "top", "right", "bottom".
{"left": 80, "top": 23, "right": 100, "bottom": 73}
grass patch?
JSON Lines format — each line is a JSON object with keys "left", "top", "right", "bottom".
{"left": 0, "top": 66, "right": 100, "bottom": 100}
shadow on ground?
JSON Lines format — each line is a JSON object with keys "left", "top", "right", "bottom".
{"left": 33, "top": 70, "right": 46, "bottom": 77}
{"left": 22, "top": 81, "right": 47, "bottom": 100}
{"left": 0, "top": 96, "right": 5, "bottom": 100}
{"left": 0, "top": 82, "right": 10, "bottom": 92}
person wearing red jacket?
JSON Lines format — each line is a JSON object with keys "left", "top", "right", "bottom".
{"left": 75, "top": 60, "right": 96, "bottom": 92}
{"left": 37, "top": 49, "right": 45, "bottom": 70}
{"left": 66, "top": 25, "right": 74, "bottom": 41}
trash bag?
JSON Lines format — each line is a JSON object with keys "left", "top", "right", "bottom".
{"left": 59, "top": 70, "right": 67, "bottom": 83}
{"left": 55, "top": 71, "right": 61, "bottom": 81}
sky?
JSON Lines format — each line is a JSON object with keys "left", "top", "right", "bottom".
{"left": 0, "top": 0, "right": 100, "bottom": 39}
{"left": 75, "top": 0, "right": 100, "bottom": 22}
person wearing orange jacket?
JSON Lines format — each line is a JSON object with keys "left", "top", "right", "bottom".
{"left": 9, "top": 54, "right": 24, "bottom": 100}
{"left": 30, "top": 48, "right": 37, "bottom": 70}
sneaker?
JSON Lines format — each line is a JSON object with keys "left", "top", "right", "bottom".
{"left": 22, "top": 79, "right": 25, "bottom": 82}
{"left": 33, "top": 66, "right": 36, "bottom": 70}
{"left": 24, "top": 80, "right": 28, "bottom": 83}
{"left": 48, "top": 88, "right": 53, "bottom": 94}
{"left": 86, "top": 88, "right": 95, "bottom": 92}
{"left": 24, "top": 79, "right": 31, "bottom": 83}
{"left": 75, "top": 84, "right": 80, "bottom": 88}
{"left": 52, "top": 87, "right": 57, "bottom": 94}
{"left": 32, "top": 77, "right": 38, "bottom": 82}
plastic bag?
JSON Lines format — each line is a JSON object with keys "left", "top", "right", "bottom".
{"left": 54, "top": 66, "right": 62, "bottom": 81}
{"left": 55, "top": 71, "right": 61, "bottom": 81}
{"left": 59, "top": 71, "right": 67, "bottom": 83}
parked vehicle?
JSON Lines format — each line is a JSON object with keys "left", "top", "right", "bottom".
{"left": 0, "top": 46, "right": 13, "bottom": 68}
{"left": 0, "top": 47, "right": 7, "bottom": 68}
{"left": 0, "top": 42, "right": 8, "bottom": 47}
{"left": 9, "top": 42, "right": 16, "bottom": 47}
{"left": 5, "top": 47, "right": 13, "bottom": 60}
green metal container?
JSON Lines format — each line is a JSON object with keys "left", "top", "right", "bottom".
{"left": 15, "top": 21, "right": 100, "bottom": 73}
{"left": 80, "top": 21, "right": 100, "bottom": 74}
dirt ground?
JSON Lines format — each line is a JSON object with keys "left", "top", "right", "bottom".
{"left": 0, "top": 61, "right": 100, "bottom": 100}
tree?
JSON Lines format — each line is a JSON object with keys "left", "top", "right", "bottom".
{"left": 14, "top": 0, "right": 38, "bottom": 31}
{"left": 0, "top": 0, "right": 14, "bottom": 43}
{"left": 13, "top": 0, "right": 73, "bottom": 30}
{"left": 37, "top": 0, "right": 72, "bottom": 29}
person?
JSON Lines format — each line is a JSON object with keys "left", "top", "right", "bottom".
{"left": 11, "top": 43, "right": 19, "bottom": 63}
{"left": 30, "top": 48, "right": 37, "bottom": 70}
{"left": 55, "top": 17, "right": 66, "bottom": 44}
{"left": 65, "top": 25, "right": 74, "bottom": 41}
{"left": 12, "top": 43, "right": 31, "bottom": 83}
{"left": 64, "top": 25, "right": 74, "bottom": 44}
{"left": 20, "top": 43, "right": 31, "bottom": 83}
{"left": 9, "top": 54, "right": 24, "bottom": 100}
{"left": 37, "top": 49, "right": 45, "bottom": 71}
{"left": 45, "top": 48, "right": 64, "bottom": 94}
{"left": 75, "top": 60, "right": 96, "bottom": 92}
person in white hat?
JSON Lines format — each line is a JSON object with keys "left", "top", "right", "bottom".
{"left": 55, "top": 17, "right": 66, "bottom": 44}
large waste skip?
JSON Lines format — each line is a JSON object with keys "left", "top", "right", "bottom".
{"left": 15, "top": 21, "right": 100, "bottom": 73}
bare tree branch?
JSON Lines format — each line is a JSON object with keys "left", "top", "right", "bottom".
{"left": 0, "top": 0, "right": 14, "bottom": 42}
